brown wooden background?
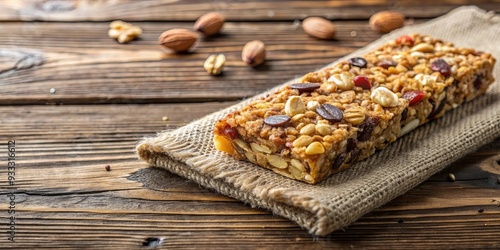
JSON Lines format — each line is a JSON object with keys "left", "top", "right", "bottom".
{"left": 0, "top": 0, "right": 499, "bottom": 249}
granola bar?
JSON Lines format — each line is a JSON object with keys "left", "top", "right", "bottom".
{"left": 213, "top": 34, "right": 496, "bottom": 184}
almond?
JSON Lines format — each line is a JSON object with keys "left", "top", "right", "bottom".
{"left": 302, "top": 17, "right": 336, "bottom": 40}
{"left": 194, "top": 12, "right": 225, "bottom": 36}
{"left": 241, "top": 40, "right": 266, "bottom": 66}
{"left": 158, "top": 29, "right": 198, "bottom": 52}
{"left": 369, "top": 11, "right": 405, "bottom": 33}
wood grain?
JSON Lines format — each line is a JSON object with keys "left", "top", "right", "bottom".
{"left": 0, "top": 104, "right": 499, "bottom": 248}
{"left": 0, "top": 0, "right": 498, "bottom": 21}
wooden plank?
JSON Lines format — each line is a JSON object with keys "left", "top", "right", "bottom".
{"left": 0, "top": 0, "right": 498, "bottom": 21}
{"left": 1, "top": 103, "right": 499, "bottom": 248}
{"left": 0, "top": 21, "right": 376, "bottom": 105}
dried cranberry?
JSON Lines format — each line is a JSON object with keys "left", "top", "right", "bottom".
{"left": 348, "top": 57, "right": 367, "bottom": 68}
{"left": 264, "top": 115, "right": 290, "bottom": 127}
{"left": 430, "top": 59, "right": 451, "bottom": 77}
{"left": 223, "top": 124, "right": 238, "bottom": 139}
{"left": 377, "top": 59, "right": 397, "bottom": 69}
{"left": 316, "top": 104, "right": 343, "bottom": 123}
{"left": 402, "top": 90, "right": 426, "bottom": 106}
{"left": 395, "top": 35, "right": 414, "bottom": 46}
{"left": 289, "top": 83, "right": 321, "bottom": 93}
{"left": 353, "top": 75, "right": 372, "bottom": 89}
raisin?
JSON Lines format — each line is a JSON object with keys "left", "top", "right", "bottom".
{"left": 332, "top": 153, "right": 346, "bottom": 170}
{"left": 427, "top": 98, "right": 446, "bottom": 120}
{"left": 346, "top": 138, "right": 357, "bottom": 152}
{"left": 347, "top": 148, "right": 360, "bottom": 164}
{"left": 357, "top": 117, "right": 378, "bottom": 141}
{"left": 348, "top": 57, "right": 367, "bottom": 68}
{"left": 401, "top": 108, "right": 408, "bottom": 122}
{"left": 377, "top": 59, "right": 397, "bottom": 69}
{"left": 474, "top": 74, "right": 483, "bottom": 90}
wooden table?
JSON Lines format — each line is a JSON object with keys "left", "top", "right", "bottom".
{"left": 1, "top": 1, "right": 499, "bottom": 248}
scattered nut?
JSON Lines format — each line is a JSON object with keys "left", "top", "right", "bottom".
{"left": 369, "top": 11, "right": 405, "bottom": 33}
{"left": 302, "top": 17, "right": 336, "bottom": 40}
{"left": 162, "top": 116, "right": 169, "bottom": 121}
{"left": 194, "top": 12, "right": 225, "bottom": 36}
{"left": 285, "top": 96, "right": 306, "bottom": 116}
{"left": 241, "top": 40, "right": 266, "bottom": 66}
{"left": 448, "top": 173, "right": 456, "bottom": 182}
{"left": 371, "top": 86, "right": 399, "bottom": 107}
{"left": 158, "top": 29, "right": 198, "bottom": 52}
{"left": 108, "top": 20, "right": 142, "bottom": 44}
{"left": 105, "top": 165, "right": 111, "bottom": 171}
{"left": 204, "top": 54, "right": 226, "bottom": 75}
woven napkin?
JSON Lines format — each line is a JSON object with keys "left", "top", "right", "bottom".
{"left": 137, "top": 6, "right": 500, "bottom": 236}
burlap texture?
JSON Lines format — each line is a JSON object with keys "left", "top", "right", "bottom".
{"left": 137, "top": 6, "right": 500, "bottom": 236}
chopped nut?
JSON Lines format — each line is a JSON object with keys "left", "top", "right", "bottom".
{"left": 250, "top": 143, "right": 272, "bottom": 154}
{"left": 306, "top": 100, "right": 320, "bottom": 111}
{"left": 411, "top": 43, "right": 434, "bottom": 53}
{"left": 305, "top": 141, "right": 325, "bottom": 155}
{"left": 292, "top": 135, "right": 314, "bottom": 147}
{"left": 399, "top": 119, "right": 419, "bottom": 137}
{"left": 328, "top": 72, "right": 353, "bottom": 90}
{"left": 370, "top": 86, "right": 399, "bottom": 107}
{"left": 266, "top": 155, "right": 288, "bottom": 169}
{"left": 204, "top": 54, "right": 226, "bottom": 75}
{"left": 315, "top": 124, "right": 332, "bottom": 136}
{"left": 108, "top": 20, "right": 142, "bottom": 44}
{"left": 285, "top": 96, "right": 306, "bottom": 116}
{"left": 299, "top": 124, "right": 316, "bottom": 135}
{"left": 290, "top": 159, "right": 306, "bottom": 172}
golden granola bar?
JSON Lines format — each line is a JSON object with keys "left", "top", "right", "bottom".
{"left": 213, "top": 34, "right": 496, "bottom": 184}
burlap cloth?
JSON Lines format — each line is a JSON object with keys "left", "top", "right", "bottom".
{"left": 137, "top": 6, "right": 500, "bottom": 236}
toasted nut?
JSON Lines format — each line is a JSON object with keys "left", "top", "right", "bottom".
{"left": 242, "top": 40, "right": 266, "bottom": 66}
{"left": 411, "top": 43, "right": 434, "bottom": 53}
{"left": 304, "top": 174, "right": 314, "bottom": 183}
{"left": 302, "top": 17, "right": 336, "bottom": 40}
{"left": 250, "top": 143, "right": 272, "bottom": 154}
{"left": 289, "top": 164, "right": 303, "bottom": 179}
{"left": 290, "top": 159, "right": 306, "bottom": 172}
{"left": 244, "top": 151, "right": 256, "bottom": 163}
{"left": 108, "top": 20, "right": 142, "bottom": 44}
{"left": 194, "top": 12, "right": 225, "bottom": 36}
{"left": 371, "top": 86, "right": 399, "bottom": 107}
{"left": 306, "top": 100, "right": 320, "bottom": 111}
{"left": 400, "top": 119, "right": 420, "bottom": 137}
{"left": 369, "top": 11, "right": 405, "bottom": 33}
{"left": 159, "top": 29, "right": 198, "bottom": 52}
{"left": 299, "top": 124, "right": 316, "bottom": 135}
{"left": 234, "top": 138, "right": 250, "bottom": 151}
{"left": 291, "top": 114, "right": 305, "bottom": 122}
{"left": 292, "top": 135, "right": 314, "bottom": 147}
{"left": 343, "top": 106, "right": 366, "bottom": 125}
{"left": 285, "top": 96, "right": 306, "bottom": 116}
{"left": 204, "top": 54, "right": 226, "bottom": 75}
{"left": 266, "top": 155, "right": 288, "bottom": 169}
{"left": 315, "top": 124, "right": 332, "bottom": 136}
{"left": 328, "top": 72, "right": 353, "bottom": 90}
{"left": 305, "top": 141, "right": 325, "bottom": 155}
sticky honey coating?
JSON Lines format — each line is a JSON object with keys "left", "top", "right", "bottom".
{"left": 214, "top": 34, "right": 496, "bottom": 184}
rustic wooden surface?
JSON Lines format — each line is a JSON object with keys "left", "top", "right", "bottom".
{"left": 0, "top": 0, "right": 499, "bottom": 249}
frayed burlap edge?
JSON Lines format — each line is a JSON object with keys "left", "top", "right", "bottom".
{"left": 137, "top": 6, "right": 500, "bottom": 236}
